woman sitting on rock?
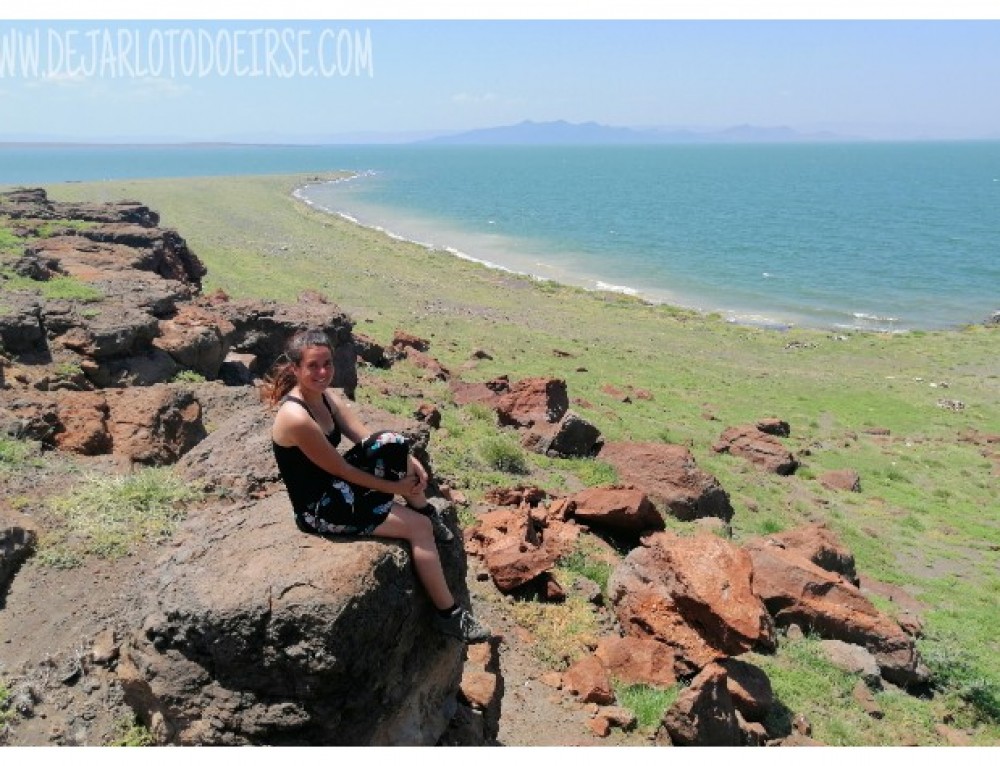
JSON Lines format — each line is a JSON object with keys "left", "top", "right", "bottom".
{"left": 262, "top": 328, "right": 490, "bottom": 644}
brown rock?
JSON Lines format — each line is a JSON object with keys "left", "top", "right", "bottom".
{"left": 819, "top": 468, "right": 862, "bottom": 493}
{"left": 460, "top": 671, "right": 499, "bottom": 710}
{"left": 819, "top": 640, "right": 881, "bottom": 686}
{"left": 568, "top": 486, "right": 664, "bottom": 534}
{"left": 562, "top": 654, "right": 614, "bottom": 704}
{"left": 763, "top": 522, "right": 859, "bottom": 585}
{"left": 594, "top": 636, "right": 677, "bottom": 687}
{"left": 756, "top": 418, "right": 790, "bottom": 437}
{"left": 596, "top": 706, "right": 637, "bottom": 731}
{"left": 587, "top": 716, "right": 611, "bottom": 737}
{"left": 482, "top": 535, "right": 561, "bottom": 592}
{"left": 609, "top": 532, "right": 776, "bottom": 673}
{"left": 598, "top": 442, "right": 733, "bottom": 521}
{"left": 402, "top": 347, "right": 450, "bottom": 381}
{"left": 53, "top": 391, "right": 111, "bottom": 454}
{"left": 414, "top": 403, "right": 442, "bottom": 428}
{"left": 1, "top": 509, "right": 38, "bottom": 594}
{"left": 90, "top": 628, "right": 120, "bottom": 665}
{"left": 449, "top": 375, "right": 510, "bottom": 407}
{"left": 483, "top": 485, "right": 548, "bottom": 508}
{"left": 153, "top": 304, "right": 234, "bottom": 379}
{"left": 792, "top": 713, "right": 812, "bottom": 735}
{"left": 104, "top": 385, "right": 206, "bottom": 465}
{"left": 662, "top": 663, "right": 742, "bottom": 746}
{"left": 719, "top": 658, "right": 774, "bottom": 723}
{"left": 495, "top": 377, "right": 568, "bottom": 428}
{"left": 391, "top": 330, "right": 430, "bottom": 352}
{"left": 746, "top": 539, "right": 928, "bottom": 687}
{"left": 522, "top": 410, "right": 603, "bottom": 458}
{"left": 713, "top": 425, "right": 799, "bottom": 475}
{"left": 851, "top": 681, "right": 884, "bottom": 719}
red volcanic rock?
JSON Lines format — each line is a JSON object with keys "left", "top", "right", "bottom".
{"left": 661, "top": 663, "right": 742, "bottom": 746}
{"left": 745, "top": 538, "right": 928, "bottom": 686}
{"left": 481, "top": 536, "right": 560, "bottom": 592}
{"left": 402, "top": 347, "right": 450, "bottom": 381}
{"left": 104, "top": 386, "right": 206, "bottom": 465}
{"left": 568, "top": 486, "right": 664, "bottom": 535}
{"left": 154, "top": 305, "right": 235, "bottom": 380}
{"left": 391, "top": 330, "right": 430, "bottom": 352}
{"left": 609, "top": 532, "right": 775, "bottom": 673}
{"left": 756, "top": 418, "right": 790, "bottom": 437}
{"left": 819, "top": 468, "right": 862, "bottom": 492}
{"left": 54, "top": 391, "right": 112, "bottom": 455}
{"left": 449, "top": 375, "right": 510, "bottom": 407}
{"left": 482, "top": 485, "right": 549, "bottom": 508}
{"left": 761, "top": 522, "right": 859, "bottom": 585}
{"left": 713, "top": 425, "right": 799, "bottom": 475}
{"left": 562, "top": 654, "right": 614, "bottom": 705}
{"left": 414, "top": 403, "right": 442, "bottom": 428}
{"left": 598, "top": 442, "right": 733, "bottom": 521}
{"left": 495, "top": 377, "right": 568, "bottom": 428}
{"left": 594, "top": 636, "right": 677, "bottom": 687}
{"left": 718, "top": 658, "right": 775, "bottom": 723}
{"left": 522, "top": 411, "right": 603, "bottom": 458}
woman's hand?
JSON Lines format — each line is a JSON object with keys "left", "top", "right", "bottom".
{"left": 407, "top": 455, "right": 429, "bottom": 493}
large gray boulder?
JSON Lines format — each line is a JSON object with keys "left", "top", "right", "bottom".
{"left": 118, "top": 492, "right": 471, "bottom": 745}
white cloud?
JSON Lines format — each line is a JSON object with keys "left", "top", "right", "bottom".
{"left": 451, "top": 91, "right": 498, "bottom": 104}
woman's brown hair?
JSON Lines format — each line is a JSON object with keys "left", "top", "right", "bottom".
{"left": 260, "top": 328, "right": 335, "bottom": 407}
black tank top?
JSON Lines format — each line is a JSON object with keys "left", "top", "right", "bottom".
{"left": 272, "top": 394, "right": 342, "bottom": 514}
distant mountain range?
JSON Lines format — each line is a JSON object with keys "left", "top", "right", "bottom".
{"left": 419, "top": 120, "right": 852, "bottom": 145}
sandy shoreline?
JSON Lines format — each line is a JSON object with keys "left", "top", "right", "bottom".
{"left": 291, "top": 176, "right": 995, "bottom": 335}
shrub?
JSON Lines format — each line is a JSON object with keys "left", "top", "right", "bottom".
{"left": 171, "top": 370, "right": 206, "bottom": 384}
{"left": 479, "top": 435, "right": 528, "bottom": 474}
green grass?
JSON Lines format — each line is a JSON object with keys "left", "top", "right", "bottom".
{"left": 1, "top": 272, "right": 104, "bottom": 302}
{"left": 33, "top": 174, "right": 1000, "bottom": 744}
{"left": 478, "top": 434, "right": 529, "bottom": 474}
{"left": 614, "top": 683, "right": 681, "bottom": 733}
{"left": 557, "top": 537, "right": 615, "bottom": 594}
{"left": 37, "top": 468, "right": 203, "bottom": 566}
{"left": 0, "top": 436, "right": 43, "bottom": 474}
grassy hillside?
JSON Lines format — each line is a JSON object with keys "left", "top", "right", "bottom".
{"left": 35, "top": 173, "right": 1000, "bottom": 745}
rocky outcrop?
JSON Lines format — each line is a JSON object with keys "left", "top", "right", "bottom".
{"left": 1, "top": 385, "right": 205, "bottom": 464}
{"left": 609, "top": 532, "right": 776, "bottom": 674}
{"left": 598, "top": 442, "right": 734, "bottom": 521}
{"left": 119, "top": 492, "right": 472, "bottom": 745}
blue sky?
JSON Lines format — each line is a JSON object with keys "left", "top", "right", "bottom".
{"left": 1, "top": 12, "right": 999, "bottom": 142}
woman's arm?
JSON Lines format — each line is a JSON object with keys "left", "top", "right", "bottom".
{"left": 325, "top": 391, "right": 427, "bottom": 495}
{"left": 278, "top": 408, "right": 415, "bottom": 496}
{"left": 327, "top": 391, "right": 371, "bottom": 444}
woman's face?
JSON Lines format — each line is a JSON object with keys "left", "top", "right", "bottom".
{"left": 294, "top": 345, "right": 334, "bottom": 394}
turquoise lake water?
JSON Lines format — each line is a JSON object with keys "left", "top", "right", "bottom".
{"left": 2, "top": 142, "right": 998, "bottom": 331}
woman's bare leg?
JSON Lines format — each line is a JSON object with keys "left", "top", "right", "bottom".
{"left": 372, "top": 504, "right": 454, "bottom": 610}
